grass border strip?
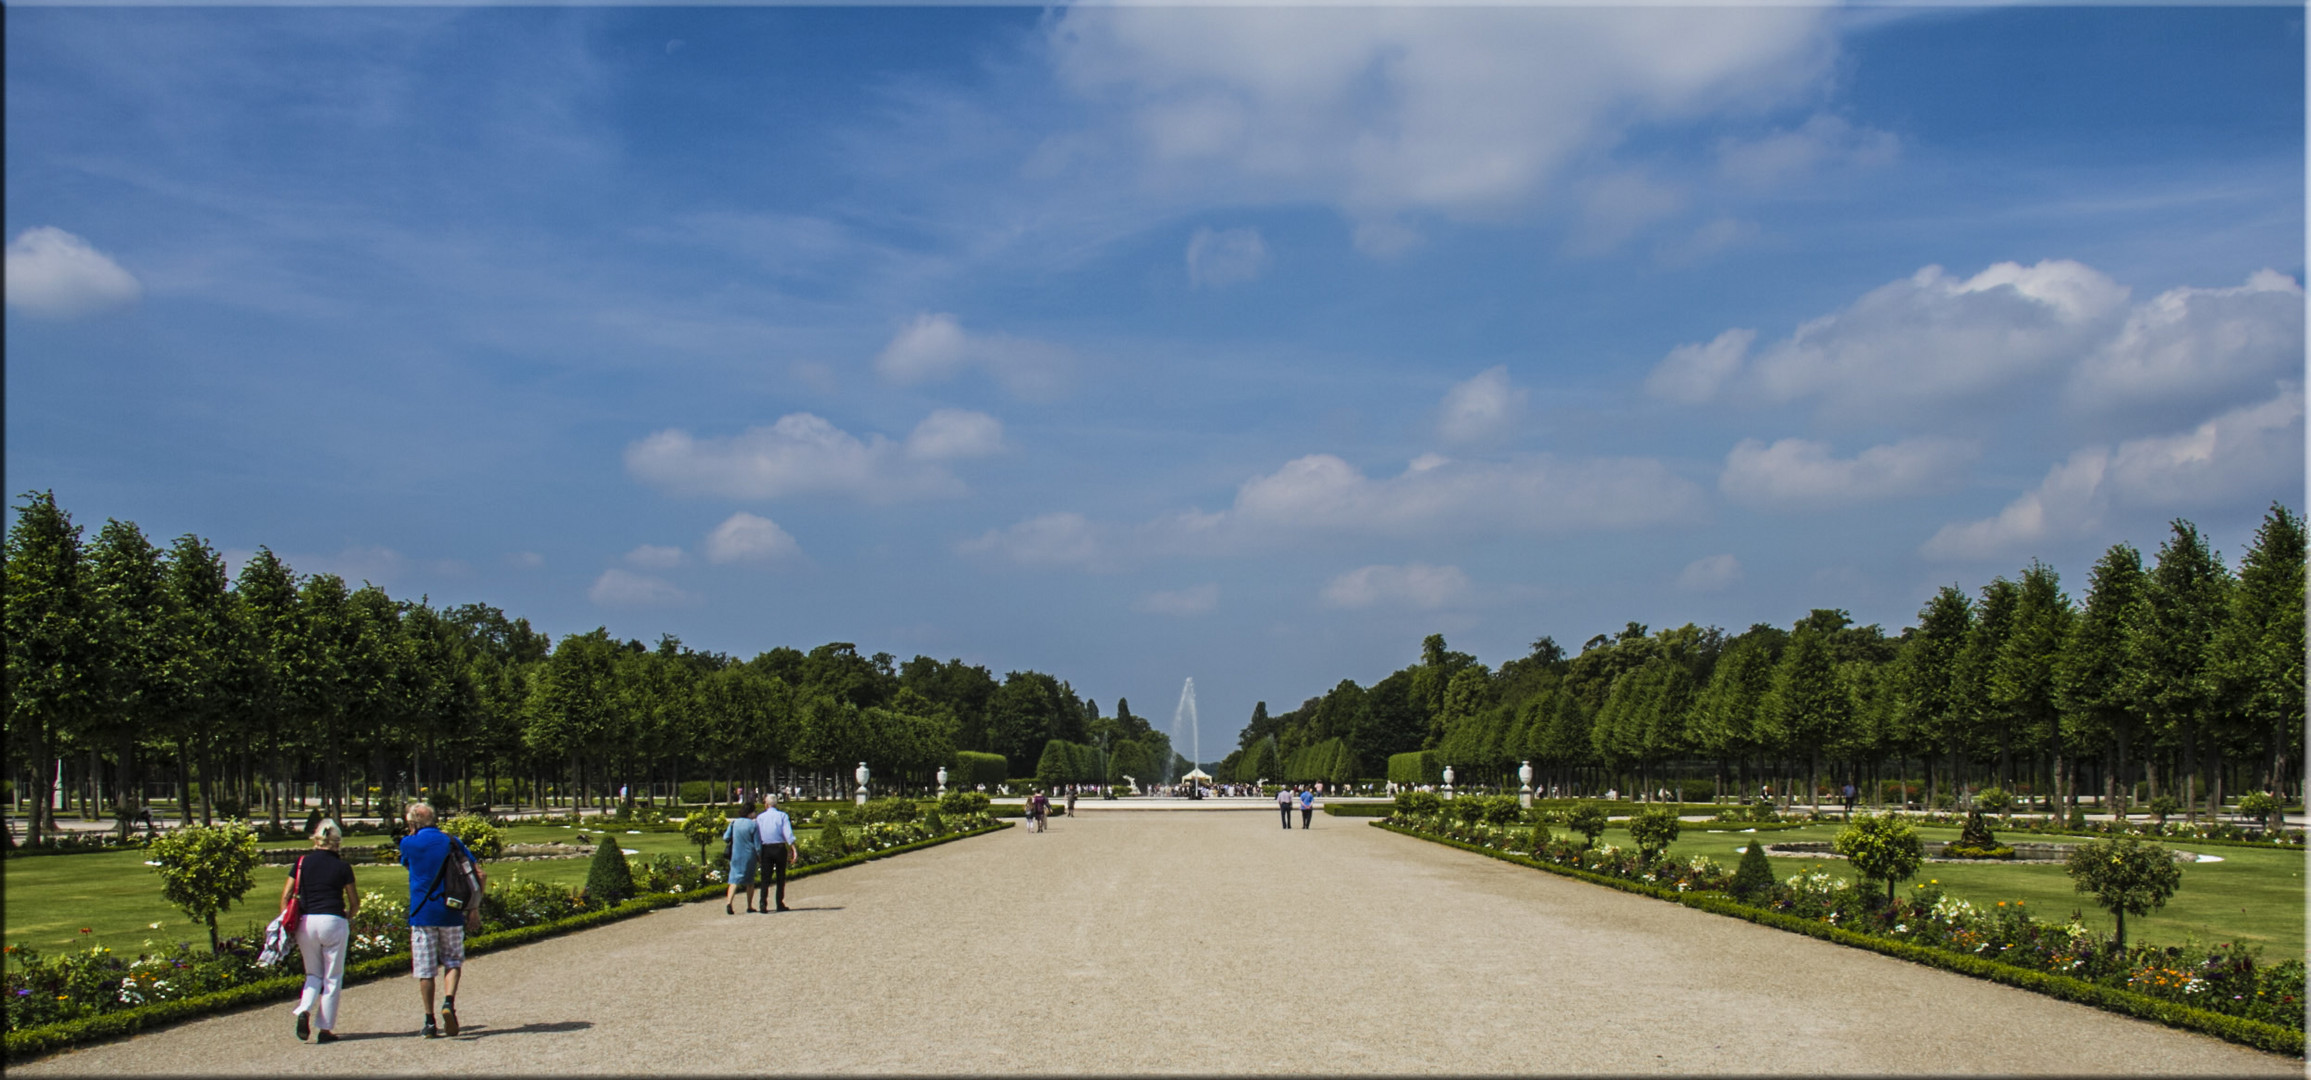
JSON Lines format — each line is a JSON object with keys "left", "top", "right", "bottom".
{"left": 1373, "top": 821, "right": 2302, "bottom": 1059}
{"left": 4, "top": 821, "right": 1009, "bottom": 1063}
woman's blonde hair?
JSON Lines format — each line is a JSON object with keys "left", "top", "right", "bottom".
{"left": 312, "top": 818, "right": 344, "bottom": 850}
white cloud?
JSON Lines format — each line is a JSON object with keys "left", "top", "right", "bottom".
{"left": 1135, "top": 583, "right": 1219, "bottom": 616}
{"left": 588, "top": 568, "right": 693, "bottom": 608}
{"left": 704, "top": 512, "right": 802, "bottom": 565}
{"left": 1676, "top": 554, "right": 1743, "bottom": 592}
{"left": 1186, "top": 226, "right": 1268, "bottom": 287}
{"left": 1048, "top": 7, "right": 1835, "bottom": 225}
{"left": 1715, "top": 114, "right": 1898, "bottom": 190}
{"left": 1645, "top": 328, "right": 1754, "bottom": 405}
{"left": 961, "top": 512, "right": 1112, "bottom": 570}
{"left": 1320, "top": 563, "right": 1471, "bottom": 610}
{"left": 965, "top": 450, "right": 1701, "bottom": 569}
{"left": 1921, "top": 390, "right": 2305, "bottom": 561}
{"left": 624, "top": 544, "right": 685, "bottom": 569}
{"left": 2066, "top": 269, "right": 2303, "bottom": 425}
{"left": 625, "top": 411, "right": 989, "bottom": 503}
{"left": 1655, "top": 259, "right": 2132, "bottom": 414}
{"left": 1719, "top": 436, "right": 1976, "bottom": 506}
{"left": 1231, "top": 452, "right": 1702, "bottom": 536}
{"left": 872, "top": 313, "right": 1072, "bottom": 399}
{"left": 508, "top": 551, "right": 545, "bottom": 570}
{"left": 904, "top": 408, "right": 1004, "bottom": 461}
{"left": 6, "top": 227, "right": 142, "bottom": 318}
{"left": 1435, "top": 366, "right": 1528, "bottom": 444}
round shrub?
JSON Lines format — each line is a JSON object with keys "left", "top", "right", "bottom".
{"left": 1394, "top": 790, "right": 1442, "bottom": 819}
{"left": 1480, "top": 795, "right": 1525, "bottom": 826}
{"left": 1730, "top": 837, "right": 1776, "bottom": 900}
{"left": 1627, "top": 805, "right": 1681, "bottom": 858}
{"left": 2066, "top": 835, "right": 2183, "bottom": 948}
{"left": 442, "top": 814, "right": 504, "bottom": 860}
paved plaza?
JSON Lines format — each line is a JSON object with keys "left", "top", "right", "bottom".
{"left": 15, "top": 808, "right": 2295, "bottom": 1075}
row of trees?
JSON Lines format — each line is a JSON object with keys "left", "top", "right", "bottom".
{"left": 1220, "top": 508, "right": 2304, "bottom": 818}
{"left": 2, "top": 492, "right": 1167, "bottom": 844}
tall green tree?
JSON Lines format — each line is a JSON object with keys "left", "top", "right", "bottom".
{"left": 1991, "top": 561, "right": 2073, "bottom": 790}
{"left": 2211, "top": 504, "right": 2305, "bottom": 796}
{"left": 5, "top": 492, "right": 92, "bottom": 844}
{"left": 85, "top": 519, "right": 170, "bottom": 836}
{"left": 2059, "top": 544, "right": 2147, "bottom": 817}
{"left": 2138, "top": 521, "right": 2233, "bottom": 816}
{"left": 157, "top": 535, "right": 237, "bottom": 826}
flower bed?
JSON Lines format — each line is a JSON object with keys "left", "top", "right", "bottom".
{"left": 5, "top": 816, "right": 1006, "bottom": 1061}
{"left": 1380, "top": 814, "right": 2302, "bottom": 1055}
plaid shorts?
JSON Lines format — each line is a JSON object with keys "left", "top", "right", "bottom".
{"left": 409, "top": 925, "right": 464, "bottom": 978}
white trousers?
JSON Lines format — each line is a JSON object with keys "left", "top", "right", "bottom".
{"left": 294, "top": 914, "right": 350, "bottom": 1032}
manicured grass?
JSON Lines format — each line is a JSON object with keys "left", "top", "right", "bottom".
{"left": 3, "top": 823, "right": 816, "bottom": 962}
{"left": 1635, "top": 822, "right": 2305, "bottom": 958}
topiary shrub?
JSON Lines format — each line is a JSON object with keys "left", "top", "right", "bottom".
{"left": 2149, "top": 794, "right": 2181, "bottom": 823}
{"left": 2237, "top": 791, "right": 2284, "bottom": 832}
{"left": 1450, "top": 797, "right": 1486, "bottom": 826}
{"left": 1480, "top": 795, "right": 1525, "bottom": 826}
{"left": 2066, "top": 835, "right": 2184, "bottom": 949}
{"left": 583, "top": 839, "right": 634, "bottom": 908}
{"left": 860, "top": 798, "right": 920, "bottom": 824}
{"left": 1834, "top": 812, "right": 1923, "bottom": 904}
{"left": 1394, "top": 790, "right": 1442, "bottom": 819}
{"left": 1974, "top": 786, "right": 2015, "bottom": 815}
{"left": 937, "top": 790, "right": 991, "bottom": 817}
{"left": 1526, "top": 822, "right": 1553, "bottom": 851}
{"left": 1627, "top": 805, "right": 1682, "bottom": 858}
{"left": 1567, "top": 802, "right": 1609, "bottom": 849}
{"left": 1730, "top": 837, "right": 1776, "bottom": 901}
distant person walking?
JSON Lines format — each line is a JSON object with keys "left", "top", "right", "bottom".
{"left": 1066, "top": 789, "right": 1078, "bottom": 818}
{"left": 284, "top": 818, "right": 359, "bottom": 1044}
{"left": 755, "top": 794, "right": 796, "bottom": 913}
{"left": 722, "top": 802, "right": 761, "bottom": 914}
{"left": 1299, "top": 787, "right": 1315, "bottom": 829}
{"left": 1030, "top": 789, "right": 1050, "bottom": 833}
{"left": 399, "top": 802, "right": 481, "bottom": 1039}
{"left": 1277, "top": 786, "right": 1294, "bottom": 829}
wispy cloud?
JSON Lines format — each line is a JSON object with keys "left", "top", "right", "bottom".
{"left": 5, "top": 227, "right": 141, "bottom": 318}
{"left": 625, "top": 410, "right": 1003, "bottom": 503}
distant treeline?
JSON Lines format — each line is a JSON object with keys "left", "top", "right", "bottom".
{"left": 1220, "top": 508, "right": 2304, "bottom": 816}
{"left": 4, "top": 492, "right": 1170, "bottom": 843}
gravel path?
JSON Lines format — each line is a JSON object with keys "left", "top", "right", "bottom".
{"left": 16, "top": 812, "right": 2295, "bottom": 1075}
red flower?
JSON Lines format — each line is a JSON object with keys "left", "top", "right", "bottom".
{"left": 78, "top": 928, "right": 92, "bottom": 934}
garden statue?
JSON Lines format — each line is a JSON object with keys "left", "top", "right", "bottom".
{"left": 936, "top": 766, "right": 947, "bottom": 796}
{"left": 1441, "top": 765, "right": 1455, "bottom": 800}
{"left": 855, "top": 762, "right": 870, "bottom": 807}
{"left": 1519, "top": 761, "right": 1534, "bottom": 809}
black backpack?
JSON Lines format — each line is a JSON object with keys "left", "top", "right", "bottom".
{"left": 430, "top": 839, "right": 484, "bottom": 932}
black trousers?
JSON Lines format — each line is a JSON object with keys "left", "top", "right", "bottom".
{"left": 1300, "top": 807, "right": 1313, "bottom": 828}
{"left": 1280, "top": 805, "right": 1293, "bottom": 829}
{"left": 755, "top": 844, "right": 789, "bottom": 907}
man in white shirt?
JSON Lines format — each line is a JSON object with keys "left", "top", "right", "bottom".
{"left": 753, "top": 794, "right": 797, "bottom": 913}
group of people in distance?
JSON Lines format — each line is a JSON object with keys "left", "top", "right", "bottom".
{"left": 1276, "top": 785, "right": 1319, "bottom": 829}
{"left": 279, "top": 801, "right": 483, "bottom": 1044}
{"left": 718, "top": 793, "right": 799, "bottom": 915}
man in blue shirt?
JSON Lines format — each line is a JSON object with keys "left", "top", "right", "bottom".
{"left": 399, "top": 802, "right": 481, "bottom": 1038}
{"left": 753, "top": 794, "right": 797, "bottom": 913}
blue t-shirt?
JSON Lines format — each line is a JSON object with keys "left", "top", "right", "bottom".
{"left": 398, "top": 827, "right": 475, "bottom": 927}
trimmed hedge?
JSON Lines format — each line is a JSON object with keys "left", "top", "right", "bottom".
{"left": 5, "top": 821, "right": 1010, "bottom": 1063}
{"left": 1373, "top": 822, "right": 2303, "bottom": 1059}
{"left": 1323, "top": 803, "right": 1397, "bottom": 817}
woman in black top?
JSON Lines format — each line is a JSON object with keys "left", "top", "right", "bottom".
{"left": 282, "top": 819, "right": 361, "bottom": 1042}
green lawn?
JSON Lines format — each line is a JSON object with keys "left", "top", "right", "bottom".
{"left": 3, "top": 823, "right": 815, "bottom": 962}
{"left": 1640, "top": 822, "right": 2305, "bottom": 958}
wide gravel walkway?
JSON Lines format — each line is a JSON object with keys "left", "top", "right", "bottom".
{"left": 16, "top": 811, "right": 2295, "bottom": 1075}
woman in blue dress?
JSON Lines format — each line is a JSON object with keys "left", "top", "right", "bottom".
{"left": 721, "top": 804, "right": 761, "bottom": 914}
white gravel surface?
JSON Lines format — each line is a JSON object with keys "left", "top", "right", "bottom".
{"left": 15, "top": 811, "right": 2296, "bottom": 1075}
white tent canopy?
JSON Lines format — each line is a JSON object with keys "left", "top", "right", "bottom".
{"left": 1180, "top": 768, "right": 1213, "bottom": 781}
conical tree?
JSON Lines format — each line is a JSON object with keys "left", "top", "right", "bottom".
{"left": 1731, "top": 836, "right": 1776, "bottom": 901}
{"left": 585, "top": 837, "right": 635, "bottom": 907}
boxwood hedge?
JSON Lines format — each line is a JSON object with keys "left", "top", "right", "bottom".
{"left": 1375, "top": 821, "right": 2302, "bottom": 1059}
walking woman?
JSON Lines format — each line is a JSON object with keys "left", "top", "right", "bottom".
{"left": 286, "top": 818, "right": 360, "bottom": 1043}
{"left": 722, "top": 801, "right": 761, "bottom": 914}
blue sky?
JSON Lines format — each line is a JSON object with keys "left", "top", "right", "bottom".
{"left": 7, "top": 3, "right": 2303, "bottom": 754}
